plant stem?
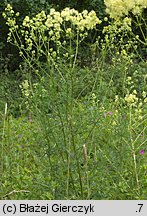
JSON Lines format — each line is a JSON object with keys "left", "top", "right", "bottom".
{"left": 129, "top": 106, "right": 140, "bottom": 196}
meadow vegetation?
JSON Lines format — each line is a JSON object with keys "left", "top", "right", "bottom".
{"left": 0, "top": 0, "right": 147, "bottom": 199}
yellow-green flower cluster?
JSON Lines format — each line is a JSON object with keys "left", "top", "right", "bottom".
{"left": 3, "top": 4, "right": 19, "bottom": 41}
{"left": 4, "top": 5, "right": 101, "bottom": 60}
{"left": 19, "top": 80, "right": 31, "bottom": 109}
{"left": 125, "top": 90, "right": 138, "bottom": 106}
{"left": 104, "top": 0, "right": 147, "bottom": 18}
{"left": 20, "top": 7, "right": 101, "bottom": 36}
{"left": 19, "top": 80, "right": 30, "bottom": 98}
{"left": 60, "top": 8, "right": 101, "bottom": 31}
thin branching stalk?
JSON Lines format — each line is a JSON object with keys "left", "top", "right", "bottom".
{"left": 83, "top": 144, "right": 90, "bottom": 198}
{"left": 69, "top": 62, "right": 83, "bottom": 198}
{"left": 72, "top": 30, "right": 79, "bottom": 69}
{"left": 1, "top": 103, "right": 7, "bottom": 171}
{"left": 129, "top": 106, "right": 140, "bottom": 196}
{"left": 2, "top": 190, "right": 30, "bottom": 199}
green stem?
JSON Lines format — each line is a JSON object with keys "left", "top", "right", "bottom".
{"left": 129, "top": 106, "right": 140, "bottom": 196}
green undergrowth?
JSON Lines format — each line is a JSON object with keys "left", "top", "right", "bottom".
{"left": 0, "top": 61, "right": 147, "bottom": 200}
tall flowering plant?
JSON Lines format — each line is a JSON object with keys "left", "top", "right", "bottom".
{"left": 3, "top": 5, "right": 101, "bottom": 70}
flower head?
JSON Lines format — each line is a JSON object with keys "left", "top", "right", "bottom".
{"left": 107, "top": 111, "right": 113, "bottom": 115}
{"left": 140, "top": 150, "right": 145, "bottom": 155}
{"left": 18, "top": 134, "right": 22, "bottom": 138}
